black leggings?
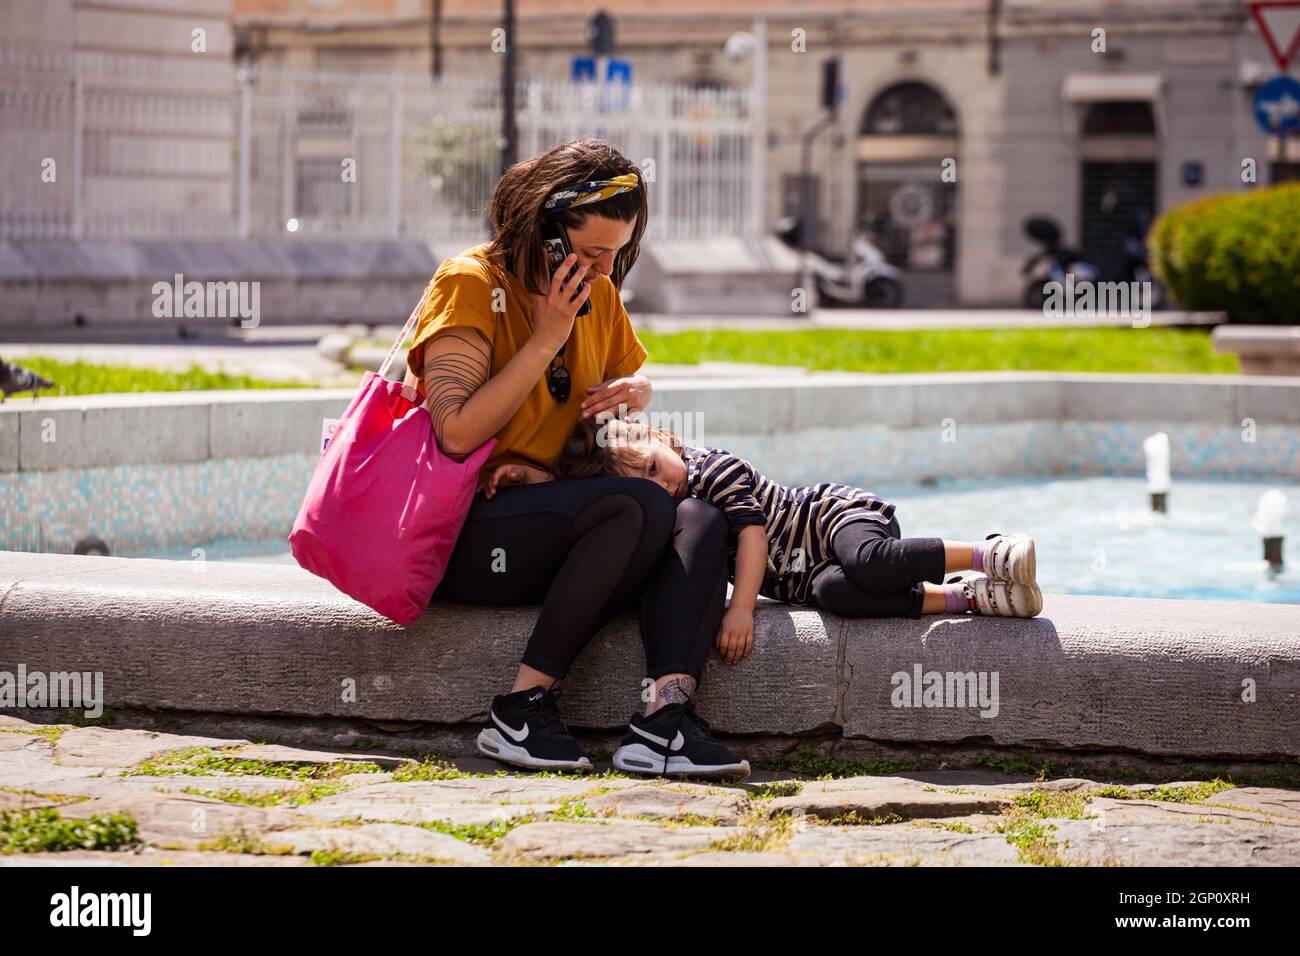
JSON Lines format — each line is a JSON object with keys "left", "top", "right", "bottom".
{"left": 432, "top": 476, "right": 728, "bottom": 682}
{"left": 808, "top": 514, "right": 947, "bottom": 618}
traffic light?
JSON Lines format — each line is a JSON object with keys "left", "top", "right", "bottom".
{"left": 821, "top": 57, "right": 840, "bottom": 111}
{"left": 589, "top": 11, "right": 615, "bottom": 56}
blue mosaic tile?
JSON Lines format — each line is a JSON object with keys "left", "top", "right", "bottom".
{"left": 3, "top": 423, "right": 1297, "bottom": 555}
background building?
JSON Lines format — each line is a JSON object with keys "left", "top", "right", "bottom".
{"left": 2, "top": 1, "right": 1293, "bottom": 310}
{"left": 0, "top": 0, "right": 236, "bottom": 238}
{"left": 229, "top": 0, "right": 1292, "bottom": 305}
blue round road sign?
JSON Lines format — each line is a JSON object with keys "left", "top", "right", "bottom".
{"left": 1252, "top": 75, "right": 1300, "bottom": 134}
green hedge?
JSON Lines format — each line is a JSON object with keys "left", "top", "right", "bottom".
{"left": 1149, "top": 183, "right": 1300, "bottom": 323}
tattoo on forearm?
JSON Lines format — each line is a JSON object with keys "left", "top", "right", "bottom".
{"left": 657, "top": 676, "right": 697, "bottom": 705}
{"left": 422, "top": 328, "right": 491, "bottom": 447}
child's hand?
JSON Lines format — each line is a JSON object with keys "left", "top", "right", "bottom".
{"left": 484, "top": 464, "right": 528, "bottom": 499}
{"left": 716, "top": 605, "right": 754, "bottom": 665}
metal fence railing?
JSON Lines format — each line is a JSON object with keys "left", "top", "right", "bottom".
{"left": 0, "top": 51, "right": 761, "bottom": 244}
{"left": 0, "top": 51, "right": 237, "bottom": 240}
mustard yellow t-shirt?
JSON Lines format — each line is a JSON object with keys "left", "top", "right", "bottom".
{"left": 405, "top": 242, "right": 649, "bottom": 491}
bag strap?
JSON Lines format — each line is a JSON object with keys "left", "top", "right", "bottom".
{"left": 379, "top": 283, "right": 435, "bottom": 384}
{"left": 383, "top": 255, "right": 492, "bottom": 405}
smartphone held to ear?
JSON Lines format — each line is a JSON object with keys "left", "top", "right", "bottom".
{"left": 541, "top": 221, "right": 593, "bottom": 316}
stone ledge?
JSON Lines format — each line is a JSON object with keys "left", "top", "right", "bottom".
{"left": 2, "top": 551, "right": 1298, "bottom": 761}
{"left": 0, "top": 237, "right": 803, "bottom": 325}
{"left": 1213, "top": 325, "right": 1300, "bottom": 376}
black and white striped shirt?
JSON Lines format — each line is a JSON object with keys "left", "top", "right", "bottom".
{"left": 682, "top": 445, "right": 897, "bottom": 605}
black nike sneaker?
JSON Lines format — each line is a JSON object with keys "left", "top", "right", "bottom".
{"left": 612, "top": 699, "right": 750, "bottom": 780}
{"left": 476, "top": 685, "right": 593, "bottom": 772}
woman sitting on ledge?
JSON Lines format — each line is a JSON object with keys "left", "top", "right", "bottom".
{"left": 404, "top": 137, "right": 749, "bottom": 781}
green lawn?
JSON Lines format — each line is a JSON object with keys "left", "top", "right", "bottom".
{"left": 635, "top": 327, "right": 1239, "bottom": 375}
{"left": 4, "top": 357, "right": 313, "bottom": 397}
{"left": 5, "top": 327, "right": 1237, "bottom": 398}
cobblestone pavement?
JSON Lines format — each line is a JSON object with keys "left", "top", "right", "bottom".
{"left": 2, "top": 718, "right": 1297, "bottom": 867}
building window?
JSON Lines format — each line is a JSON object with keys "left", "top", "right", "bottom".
{"left": 1082, "top": 101, "right": 1156, "bottom": 136}
{"left": 861, "top": 82, "right": 958, "bottom": 136}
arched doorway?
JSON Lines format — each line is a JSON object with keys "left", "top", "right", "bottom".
{"left": 1079, "top": 101, "right": 1158, "bottom": 276}
{"left": 856, "top": 81, "right": 959, "bottom": 305}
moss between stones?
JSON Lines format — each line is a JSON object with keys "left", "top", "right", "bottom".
{"left": 67, "top": 707, "right": 116, "bottom": 728}
{"left": 750, "top": 781, "right": 804, "bottom": 800}
{"left": 128, "top": 746, "right": 385, "bottom": 781}
{"left": 0, "top": 725, "right": 71, "bottom": 745}
{"left": 975, "top": 752, "right": 1055, "bottom": 777}
{"left": 548, "top": 803, "right": 602, "bottom": 823}
{"left": 912, "top": 820, "right": 977, "bottom": 834}
{"left": 813, "top": 810, "right": 906, "bottom": 826}
{"left": 632, "top": 813, "right": 721, "bottom": 828}
{"left": 1197, "top": 800, "right": 1300, "bottom": 824}
{"left": 0, "top": 807, "right": 141, "bottom": 854}
{"left": 922, "top": 785, "right": 983, "bottom": 796}
{"left": 523, "top": 767, "right": 636, "bottom": 782}
{"left": 197, "top": 825, "right": 293, "bottom": 856}
{"left": 1092, "top": 780, "right": 1234, "bottom": 803}
{"left": 389, "top": 755, "right": 639, "bottom": 783}
{"left": 1217, "top": 764, "right": 1300, "bottom": 790}
{"left": 995, "top": 789, "right": 1096, "bottom": 866}
{"left": 175, "top": 782, "right": 347, "bottom": 808}
{"left": 389, "top": 757, "right": 483, "bottom": 782}
{"left": 708, "top": 813, "right": 798, "bottom": 854}
{"left": 0, "top": 785, "right": 91, "bottom": 806}
{"left": 400, "top": 799, "right": 600, "bottom": 847}
{"left": 973, "top": 752, "right": 1300, "bottom": 791}
{"left": 999, "top": 817, "right": 1066, "bottom": 866}
{"left": 309, "top": 848, "right": 381, "bottom": 866}
{"left": 993, "top": 780, "right": 1243, "bottom": 866}
{"left": 413, "top": 816, "right": 522, "bottom": 846}
{"left": 757, "top": 746, "right": 911, "bottom": 780}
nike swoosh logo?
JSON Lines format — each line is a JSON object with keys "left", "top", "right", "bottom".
{"left": 631, "top": 723, "right": 684, "bottom": 751}
{"left": 491, "top": 710, "right": 529, "bottom": 743}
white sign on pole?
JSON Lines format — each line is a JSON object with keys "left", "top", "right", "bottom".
{"left": 1249, "top": 1, "right": 1300, "bottom": 73}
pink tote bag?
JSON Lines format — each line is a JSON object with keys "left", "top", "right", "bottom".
{"left": 288, "top": 288, "right": 496, "bottom": 625}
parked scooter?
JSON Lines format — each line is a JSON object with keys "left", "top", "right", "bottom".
{"left": 775, "top": 216, "right": 905, "bottom": 309}
{"left": 1020, "top": 215, "right": 1165, "bottom": 310}
{"left": 1019, "top": 217, "right": 1097, "bottom": 309}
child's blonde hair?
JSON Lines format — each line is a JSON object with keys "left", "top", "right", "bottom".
{"left": 552, "top": 416, "right": 684, "bottom": 481}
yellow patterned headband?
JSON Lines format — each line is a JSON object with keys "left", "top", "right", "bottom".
{"left": 542, "top": 172, "right": 641, "bottom": 214}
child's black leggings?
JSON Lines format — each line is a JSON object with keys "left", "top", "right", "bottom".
{"left": 432, "top": 476, "right": 727, "bottom": 682}
{"left": 808, "top": 514, "right": 946, "bottom": 618}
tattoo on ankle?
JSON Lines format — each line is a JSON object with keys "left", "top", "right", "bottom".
{"left": 657, "top": 676, "right": 696, "bottom": 705}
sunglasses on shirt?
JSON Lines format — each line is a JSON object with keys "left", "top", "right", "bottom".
{"left": 547, "top": 344, "right": 571, "bottom": 403}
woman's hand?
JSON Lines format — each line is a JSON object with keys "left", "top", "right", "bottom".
{"left": 484, "top": 463, "right": 552, "bottom": 499}
{"left": 529, "top": 252, "right": 593, "bottom": 354}
{"left": 582, "top": 374, "right": 651, "bottom": 421}
{"left": 716, "top": 604, "right": 754, "bottom": 665}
